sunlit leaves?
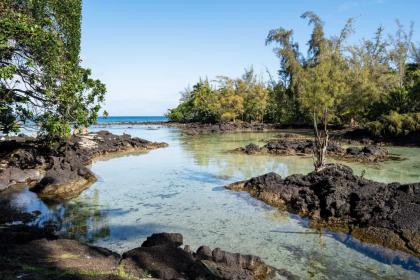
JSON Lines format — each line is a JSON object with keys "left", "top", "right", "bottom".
{"left": 0, "top": 0, "right": 106, "bottom": 137}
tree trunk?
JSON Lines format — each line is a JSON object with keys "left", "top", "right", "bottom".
{"left": 313, "top": 108, "right": 329, "bottom": 172}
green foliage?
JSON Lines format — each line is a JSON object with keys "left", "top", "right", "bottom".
{"left": 167, "top": 69, "right": 268, "bottom": 123}
{"left": 167, "top": 79, "right": 218, "bottom": 123}
{"left": 169, "top": 11, "right": 420, "bottom": 138}
{"left": 0, "top": 0, "right": 105, "bottom": 137}
{"left": 367, "top": 112, "right": 420, "bottom": 136}
{"left": 267, "top": 14, "right": 354, "bottom": 124}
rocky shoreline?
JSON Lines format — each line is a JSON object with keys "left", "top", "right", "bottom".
{"left": 0, "top": 131, "right": 168, "bottom": 200}
{"left": 0, "top": 203, "right": 280, "bottom": 280}
{"left": 0, "top": 224, "right": 278, "bottom": 280}
{"left": 235, "top": 138, "right": 393, "bottom": 163}
{"left": 97, "top": 122, "right": 284, "bottom": 135}
{"left": 226, "top": 164, "right": 420, "bottom": 258}
{"left": 96, "top": 121, "right": 420, "bottom": 146}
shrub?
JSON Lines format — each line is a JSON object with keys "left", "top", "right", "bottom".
{"left": 367, "top": 112, "right": 420, "bottom": 136}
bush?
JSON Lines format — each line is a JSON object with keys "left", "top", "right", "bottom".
{"left": 367, "top": 112, "right": 420, "bottom": 136}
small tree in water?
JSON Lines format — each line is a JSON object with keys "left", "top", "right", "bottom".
{"left": 313, "top": 108, "right": 329, "bottom": 171}
{"left": 267, "top": 11, "right": 352, "bottom": 171}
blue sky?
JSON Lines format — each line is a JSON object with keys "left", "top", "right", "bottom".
{"left": 81, "top": 0, "right": 420, "bottom": 116}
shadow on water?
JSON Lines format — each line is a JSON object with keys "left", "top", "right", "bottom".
{"left": 3, "top": 187, "right": 189, "bottom": 246}
{"left": 331, "top": 232, "right": 420, "bottom": 272}
{"left": 181, "top": 169, "right": 227, "bottom": 184}
{"left": 272, "top": 214, "right": 420, "bottom": 272}
{"left": 217, "top": 183, "right": 419, "bottom": 272}
{"left": 98, "top": 223, "right": 187, "bottom": 243}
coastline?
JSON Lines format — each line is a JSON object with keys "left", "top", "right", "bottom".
{"left": 226, "top": 164, "right": 420, "bottom": 258}
{"left": 0, "top": 221, "right": 277, "bottom": 280}
{"left": 93, "top": 121, "right": 420, "bottom": 147}
{"left": 0, "top": 131, "right": 168, "bottom": 199}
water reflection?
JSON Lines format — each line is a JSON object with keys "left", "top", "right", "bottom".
{"left": 179, "top": 130, "right": 420, "bottom": 183}
{"left": 5, "top": 188, "right": 111, "bottom": 243}
{"left": 55, "top": 190, "right": 110, "bottom": 243}
{"left": 332, "top": 232, "right": 420, "bottom": 272}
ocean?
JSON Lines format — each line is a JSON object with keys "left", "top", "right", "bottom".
{"left": 96, "top": 116, "right": 168, "bottom": 124}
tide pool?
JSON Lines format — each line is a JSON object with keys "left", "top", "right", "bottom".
{"left": 5, "top": 125, "right": 420, "bottom": 279}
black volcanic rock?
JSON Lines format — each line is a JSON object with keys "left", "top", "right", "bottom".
{"left": 141, "top": 232, "right": 183, "bottom": 248}
{"left": 0, "top": 131, "right": 168, "bottom": 199}
{"left": 236, "top": 138, "right": 391, "bottom": 162}
{"left": 227, "top": 164, "right": 420, "bottom": 257}
{"left": 121, "top": 232, "right": 275, "bottom": 280}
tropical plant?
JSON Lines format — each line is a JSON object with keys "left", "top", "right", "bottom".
{"left": 0, "top": 0, "right": 106, "bottom": 137}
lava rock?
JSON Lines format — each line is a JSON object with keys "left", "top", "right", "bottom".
{"left": 0, "top": 132, "right": 168, "bottom": 199}
{"left": 121, "top": 233, "right": 275, "bottom": 280}
{"left": 226, "top": 164, "right": 420, "bottom": 257}
{"left": 243, "top": 143, "right": 262, "bottom": 154}
{"left": 141, "top": 232, "right": 183, "bottom": 248}
{"left": 237, "top": 139, "right": 392, "bottom": 163}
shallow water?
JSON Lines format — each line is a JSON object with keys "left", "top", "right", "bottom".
{"left": 4, "top": 126, "right": 420, "bottom": 279}
{"left": 96, "top": 116, "right": 168, "bottom": 123}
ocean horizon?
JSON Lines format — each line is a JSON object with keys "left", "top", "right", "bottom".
{"left": 96, "top": 116, "right": 168, "bottom": 124}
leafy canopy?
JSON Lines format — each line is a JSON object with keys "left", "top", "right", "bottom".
{"left": 0, "top": 0, "right": 106, "bottom": 137}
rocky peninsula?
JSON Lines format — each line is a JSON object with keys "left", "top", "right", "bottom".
{"left": 0, "top": 131, "right": 168, "bottom": 200}
{"left": 226, "top": 164, "right": 420, "bottom": 258}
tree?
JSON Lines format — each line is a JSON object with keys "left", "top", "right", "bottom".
{"left": 190, "top": 79, "right": 220, "bottom": 123}
{"left": 267, "top": 11, "right": 352, "bottom": 171}
{"left": 389, "top": 21, "right": 414, "bottom": 88}
{"left": 240, "top": 68, "right": 268, "bottom": 123}
{"left": 217, "top": 77, "right": 244, "bottom": 122}
{"left": 0, "top": 0, "right": 106, "bottom": 137}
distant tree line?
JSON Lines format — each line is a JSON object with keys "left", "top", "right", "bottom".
{"left": 167, "top": 12, "right": 420, "bottom": 137}
{"left": 166, "top": 68, "right": 268, "bottom": 123}
{"left": 0, "top": 0, "right": 106, "bottom": 138}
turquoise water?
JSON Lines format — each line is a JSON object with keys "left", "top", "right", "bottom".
{"left": 1, "top": 116, "right": 167, "bottom": 137}
{"left": 97, "top": 116, "right": 167, "bottom": 124}
{"left": 4, "top": 125, "right": 420, "bottom": 279}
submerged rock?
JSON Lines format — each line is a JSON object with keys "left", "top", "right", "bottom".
{"left": 0, "top": 131, "right": 168, "bottom": 199}
{"left": 226, "top": 164, "right": 420, "bottom": 257}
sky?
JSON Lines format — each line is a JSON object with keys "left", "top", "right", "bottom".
{"left": 81, "top": 0, "right": 420, "bottom": 116}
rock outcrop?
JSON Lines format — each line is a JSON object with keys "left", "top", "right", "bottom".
{"left": 226, "top": 164, "right": 420, "bottom": 257}
{"left": 121, "top": 232, "right": 275, "bottom": 280}
{"left": 0, "top": 228, "right": 277, "bottom": 280}
{"left": 0, "top": 131, "right": 168, "bottom": 199}
{"left": 237, "top": 139, "right": 391, "bottom": 162}
{"left": 160, "top": 122, "right": 282, "bottom": 135}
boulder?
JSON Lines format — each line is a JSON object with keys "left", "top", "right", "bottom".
{"left": 346, "top": 147, "right": 361, "bottom": 155}
{"left": 243, "top": 143, "right": 261, "bottom": 154}
{"left": 141, "top": 232, "right": 183, "bottom": 248}
{"left": 362, "top": 145, "right": 388, "bottom": 157}
{"left": 121, "top": 232, "right": 275, "bottom": 280}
